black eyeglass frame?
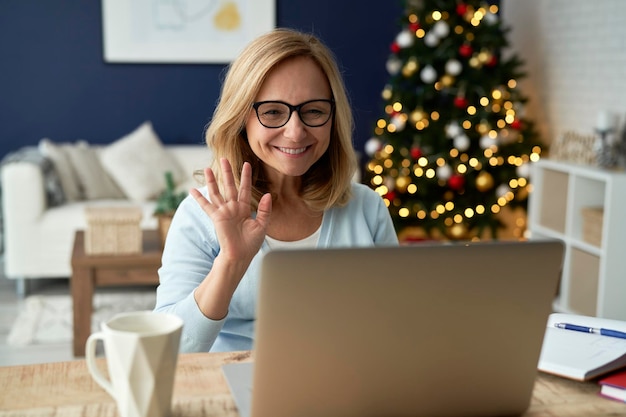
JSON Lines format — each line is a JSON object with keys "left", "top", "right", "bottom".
{"left": 252, "top": 99, "right": 335, "bottom": 128}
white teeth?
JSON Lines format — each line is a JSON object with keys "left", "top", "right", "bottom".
{"left": 278, "top": 147, "right": 307, "bottom": 155}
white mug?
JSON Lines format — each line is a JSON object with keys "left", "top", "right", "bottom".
{"left": 86, "top": 311, "right": 183, "bottom": 417}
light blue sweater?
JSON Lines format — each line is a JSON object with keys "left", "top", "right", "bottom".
{"left": 154, "top": 182, "right": 399, "bottom": 352}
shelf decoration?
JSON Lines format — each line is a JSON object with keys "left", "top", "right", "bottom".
{"left": 551, "top": 131, "right": 597, "bottom": 166}
{"left": 594, "top": 110, "right": 621, "bottom": 169}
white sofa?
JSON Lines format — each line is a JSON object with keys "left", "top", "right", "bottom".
{"left": 1, "top": 122, "right": 212, "bottom": 294}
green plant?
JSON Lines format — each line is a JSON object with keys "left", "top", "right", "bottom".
{"left": 154, "top": 171, "right": 187, "bottom": 215}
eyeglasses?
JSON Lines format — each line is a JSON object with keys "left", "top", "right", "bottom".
{"left": 252, "top": 99, "right": 335, "bottom": 128}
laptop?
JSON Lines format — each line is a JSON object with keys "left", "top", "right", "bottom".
{"left": 223, "top": 239, "right": 564, "bottom": 417}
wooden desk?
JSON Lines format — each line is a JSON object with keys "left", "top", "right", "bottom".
{"left": 70, "top": 230, "right": 162, "bottom": 357}
{"left": 0, "top": 351, "right": 624, "bottom": 416}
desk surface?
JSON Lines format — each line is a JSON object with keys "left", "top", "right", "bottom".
{"left": 0, "top": 351, "right": 624, "bottom": 416}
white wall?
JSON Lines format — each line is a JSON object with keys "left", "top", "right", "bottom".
{"left": 502, "top": 0, "right": 626, "bottom": 146}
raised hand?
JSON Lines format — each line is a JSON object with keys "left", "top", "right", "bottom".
{"left": 190, "top": 158, "right": 272, "bottom": 266}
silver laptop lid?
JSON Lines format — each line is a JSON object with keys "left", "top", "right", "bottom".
{"left": 252, "top": 239, "right": 563, "bottom": 417}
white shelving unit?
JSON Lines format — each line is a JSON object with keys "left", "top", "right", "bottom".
{"left": 527, "top": 159, "right": 626, "bottom": 320}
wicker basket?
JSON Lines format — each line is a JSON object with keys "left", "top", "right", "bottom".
{"left": 581, "top": 207, "right": 603, "bottom": 247}
{"left": 84, "top": 207, "right": 143, "bottom": 255}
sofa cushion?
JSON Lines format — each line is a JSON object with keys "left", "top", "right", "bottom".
{"left": 38, "top": 138, "right": 82, "bottom": 201}
{"left": 99, "top": 121, "right": 185, "bottom": 202}
{"left": 65, "top": 141, "right": 126, "bottom": 200}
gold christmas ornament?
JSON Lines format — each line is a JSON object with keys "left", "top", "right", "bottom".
{"left": 477, "top": 121, "right": 490, "bottom": 135}
{"left": 469, "top": 57, "right": 481, "bottom": 68}
{"left": 478, "top": 50, "right": 491, "bottom": 64}
{"left": 395, "top": 176, "right": 411, "bottom": 193}
{"left": 475, "top": 171, "right": 494, "bottom": 192}
{"left": 402, "top": 62, "right": 418, "bottom": 77}
{"left": 448, "top": 222, "right": 468, "bottom": 239}
{"left": 410, "top": 109, "right": 426, "bottom": 123}
{"left": 515, "top": 186, "right": 529, "bottom": 201}
{"left": 441, "top": 74, "right": 455, "bottom": 87}
{"left": 382, "top": 86, "right": 392, "bottom": 100}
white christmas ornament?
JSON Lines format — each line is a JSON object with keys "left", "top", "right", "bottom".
{"left": 365, "top": 137, "right": 382, "bottom": 156}
{"left": 453, "top": 134, "right": 471, "bottom": 151}
{"left": 484, "top": 12, "right": 499, "bottom": 25}
{"left": 445, "top": 59, "right": 462, "bottom": 76}
{"left": 433, "top": 20, "right": 450, "bottom": 38}
{"left": 437, "top": 164, "right": 453, "bottom": 180}
{"left": 424, "top": 32, "right": 440, "bottom": 48}
{"left": 395, "top": 30, "right": 414, "bottom": 48}
{"left": 386, "top": 57, "right": 402, "bottom": 75}
{"left": 479, "top": 134, "right": 497, "bottom": 149}
{"left": 445, "top": 122, "right": 462, "bottom": 138}
{"left": 420, "top": 65, "right": 437, "bottom": 83}
{"left": 391, "top": 115, "right": 406, "bottom": 132}
{"left": 496, "top": 184, "right": 510, "bottom": 199}
{"left": 516, "top": 163, "right": 531, "bottom": 178}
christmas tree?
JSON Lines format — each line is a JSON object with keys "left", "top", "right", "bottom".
{"left": 364, "top": 0, "right": 544, "bottom": 240}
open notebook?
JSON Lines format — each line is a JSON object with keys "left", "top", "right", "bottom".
{"left": 539, "top": 312, "right": 626, "bottom": 381}
{"left": 223, "top": 239, "right": 564, "bottom": 417}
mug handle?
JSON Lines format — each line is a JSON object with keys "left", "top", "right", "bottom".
{"left": 85, "top": 332, "right": 115, "bottom": 398}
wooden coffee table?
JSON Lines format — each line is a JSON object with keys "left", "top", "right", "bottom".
{"left": 71, "top": 230, "right": 162, "bottom": 357}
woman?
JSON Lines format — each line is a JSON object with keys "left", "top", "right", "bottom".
{"left": 155, "top": 28, "right": 398, "bottom": 352}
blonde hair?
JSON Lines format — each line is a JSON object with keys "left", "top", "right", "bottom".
{"left": 205, "top": 28, "right": 357, "bottom": 212}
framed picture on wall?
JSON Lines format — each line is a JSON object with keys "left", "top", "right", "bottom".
{"left": 102, "top": 0, "right": 276, "bottom": 64}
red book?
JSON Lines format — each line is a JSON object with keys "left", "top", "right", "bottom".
{"left": 599, "top": 368, "right": 626, "bottom": 403}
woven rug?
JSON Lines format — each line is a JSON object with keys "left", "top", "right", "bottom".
{"left": 7, "top": 291, "right": 157, "bottom": 346}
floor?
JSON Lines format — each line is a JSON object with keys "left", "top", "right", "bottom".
{"left": 0, "top": 274, "right": 77, "bottom": 367}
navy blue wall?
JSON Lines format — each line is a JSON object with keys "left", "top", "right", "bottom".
{"left": 0, "top": 1, "right": 403, "bottom": 161}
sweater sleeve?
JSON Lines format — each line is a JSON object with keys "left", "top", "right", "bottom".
{"left": 355, "top": 183, "right": 399, "bottom": 246}
{"left": 153, "top": 190, "right": 225, "bottom": 352}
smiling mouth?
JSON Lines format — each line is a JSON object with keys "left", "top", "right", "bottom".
{"left": 277, "top": 146, "right": 309, "bottom": 155}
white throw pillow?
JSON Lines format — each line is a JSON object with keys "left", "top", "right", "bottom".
{"left": 99, "top": 121, "right": 184, "bottom": 202}
{"left": 38, "top": 138, "right": 82, "bottom": 201}
{"left": 64, "top": 141, "right": 126, "bottom": 200}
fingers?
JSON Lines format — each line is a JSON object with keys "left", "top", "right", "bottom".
{"left": 190, "top": 186, "right": 214, "bottom": 214}
{"left": 238, "top": 162, "right": 252, "bottom": 206}
{"left": 199, "top": 160, "right": 241, "bottom": 205}
{"left": 255, "top": 193, "right": 272, "bottom": 227}
{"left": 220, "top": 158, "right": 237, "bottom": 202}
{"left": 203, "top": 166, "right": 224, "bottom": 205}
{"left": 193, "top": 159, "right": 260, "bottom": 215}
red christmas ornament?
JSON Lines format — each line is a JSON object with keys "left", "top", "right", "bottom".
{"left": 410, "top": 146, "right": 423, "bottom": 159}
{"left": 384, "top": 190, "right": 397, "bottom": 201}
{"left": 456, "top": 3, "right": 468, "bottom": 16}
{"left": 510, "top": 119, "right": 522, "bottom": 130}
{"left": 409, "top": 22, "right": 420, "bottom": 32}
{"left": 459, "top": 43, "right": 473, "bottom": 58}
{"left": 486, "top": 55, "right": 498, "bottom": 67}
{"left": 391, "top": 42, "right": 400, "bottom": 54}
{"left": 448, "top": 174, "right": 465, "bottom": 191}
{"left": 453, "top": 96, "right": 469, "bottom": 109}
